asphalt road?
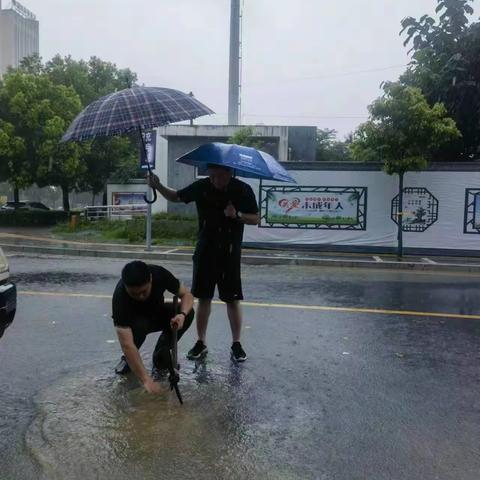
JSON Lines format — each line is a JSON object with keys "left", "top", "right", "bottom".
{"left": 1, "top": 254, "right": 479, "bottom": 480}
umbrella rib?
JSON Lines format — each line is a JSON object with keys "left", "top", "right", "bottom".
{"left": 124, "top": 88, "right": 140, "bottom": 134}
{"left": 105, "top": 93, "right": 122, "bottom": 137}
{"left": 150, "top": 90, "right": 172, "bottom": 124}
{"left": 89, "top": 92, "right": 115, "bottom": 140}
{"left": 142, "top": 88, "right": 160, "bottom": 130}
{"left": 165, "top": 90, "right": 190, "bottom": 122}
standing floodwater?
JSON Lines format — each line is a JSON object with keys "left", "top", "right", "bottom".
{"left": 25, "top": 360, "right": 307, "bottom": 480}
{"left": 1, "top": 255, "right": 479, "bottom": 480}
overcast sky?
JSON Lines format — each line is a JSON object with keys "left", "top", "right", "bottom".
{"left": 13, "top": 0, "right": 480, "bottom": 137}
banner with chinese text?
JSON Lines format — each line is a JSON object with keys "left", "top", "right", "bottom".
{"left": 260, "top": 186, "right": 367, "bottom": 230}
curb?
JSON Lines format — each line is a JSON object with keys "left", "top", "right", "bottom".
{"left": 2, "top": 242, "right": 480, "bottom": 273}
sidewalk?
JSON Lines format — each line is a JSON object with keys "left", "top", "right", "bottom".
{"left": 1, "top": 227, "right": 480, "bottom": 273}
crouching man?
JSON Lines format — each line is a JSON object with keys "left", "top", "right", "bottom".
{"left": 112, "top": 260, "right": 194, "bottom": 395}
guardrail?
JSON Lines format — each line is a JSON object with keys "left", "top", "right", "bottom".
{"left": 84, "top": 204, "right": 147, "bottom": 221}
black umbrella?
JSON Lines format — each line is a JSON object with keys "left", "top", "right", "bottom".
{"left": 61, "top": 86, "right": 214, "bottom": 203}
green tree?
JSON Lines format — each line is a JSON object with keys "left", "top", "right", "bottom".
{"left": 400, "top": 0, "right": 478, "bottom": 158}
{"left": 0, "top": 120, "right": 26, "bottom": 201}
{"left": 16, "top": 53, "right": 43, "bottom": 75}
{"left": 80, "top": 136, "right": 139, "bottom": 205}
{"left": 43, "top": 55, "right": 139, "bottom": 203}
{"left": 5, "top": 55, "right": 139, "bottom": 209}
{"left": 315, "top": 128, "right": 352, "bottom": 162}
{"left": 227, "top": 127, "right": 263, "bottom": 149}
{"left": 351, "top": 82, "right": 461, "bottom": 256}
{"left": 44, "top": 55, "right": 137, "bottom": 106}
{"left": 0, "top": 71, "right": 83, "bottom": 207}
{"left": 36, "top": 117, "right": 88, "bottom": 211}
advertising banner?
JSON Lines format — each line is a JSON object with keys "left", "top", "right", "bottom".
{"left": 112, "top": 192, "right": 145, "bottom": 206}
{"left": 260, "top": 186, "right": 367, "bottom": 230}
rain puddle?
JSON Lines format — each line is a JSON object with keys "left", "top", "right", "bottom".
{"left": 25, "top": 361, "right": 313, "bottom": 480}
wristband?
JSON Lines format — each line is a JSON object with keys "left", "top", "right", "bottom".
{"left": 179, "top": 311, "right": 187, "bottom": 318}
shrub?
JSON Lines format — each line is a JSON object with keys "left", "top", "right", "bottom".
{"left": 0, "top": 210, "right": 69, "bottom": 226}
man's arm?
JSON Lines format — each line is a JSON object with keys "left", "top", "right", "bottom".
{"left": 115, "top": 327, "right": 165, "bottom": 394}
{"left": 147, "top": 173, "right": 181, "bottom": 203}
{"left": 170, "top": 284, "right": 194, "bottom": 330}
{"left": 224, "top": 201, "right": 260, "bottom": 225}
{"left": 236, "top": 211, "right": 260, "bottom": 225}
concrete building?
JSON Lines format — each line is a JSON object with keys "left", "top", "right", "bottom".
{"left": 0, "top": 0, "right": 39, "bottom": 77}
{"left": 107, "top": 124, "right": 317, "bottom": 215}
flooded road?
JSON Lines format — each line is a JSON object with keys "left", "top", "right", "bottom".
{"left": 1, "top": 255, "right": 480, "bottom": 479}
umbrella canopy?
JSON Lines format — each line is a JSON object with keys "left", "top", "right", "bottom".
{"left": 61, "top": 86, "right": 214, "bottom": 142}
{"left": 176, "top": 142, "right": 296, "bottom": 183}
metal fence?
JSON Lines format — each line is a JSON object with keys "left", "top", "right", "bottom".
{"left": 84, "top": 204, "right": 147, "bottom": 221}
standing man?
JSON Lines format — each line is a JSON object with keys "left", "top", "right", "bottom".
{"left": 148, "top": 164, "right": 259, "bottom": 362}
{"left": 113, "top": 260, "right": 194, "bottom": 394}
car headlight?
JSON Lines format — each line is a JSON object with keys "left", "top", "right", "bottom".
{"left": 0, "top": 247, "right": 8, "bottom": 274}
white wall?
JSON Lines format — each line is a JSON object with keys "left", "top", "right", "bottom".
{"left": 243, "top": 169, "right": 480, "bottom": 253}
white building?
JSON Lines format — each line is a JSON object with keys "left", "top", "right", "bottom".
{"left": 0, "top": 0, "right": 39, "bottom": 77}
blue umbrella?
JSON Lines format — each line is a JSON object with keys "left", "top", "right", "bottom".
{"left": 176, "top": 142, "right": 296, "bottom": 183}
{"left": 61, "top": 86, "right": 214, "bottom": 202}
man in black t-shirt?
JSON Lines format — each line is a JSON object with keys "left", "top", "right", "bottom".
{"left": 112, "top": 261, "right": 194, "bottom": 395}
{"left": 148, "top": 164, "right": 259, "bottom": 362}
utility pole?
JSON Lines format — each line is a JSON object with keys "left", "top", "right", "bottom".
{"left": 228, "top": 0, "right": 241, "bottom": 125}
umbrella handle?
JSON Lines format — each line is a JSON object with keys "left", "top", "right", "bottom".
{"left": 139, "top": 127, "right": 158, "bottom": 204}
{"left": 172, "top": 296, "right": 179, "bottom": 369}
{"left": 144, "top": 163, "right": 158, "bottom": 204}
{"left": 169, "top": 295, "right": 182, "bottom": 404}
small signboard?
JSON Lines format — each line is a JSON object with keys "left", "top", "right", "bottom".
{"left": 140, "top": 130, "right": 156, "bottom": 170}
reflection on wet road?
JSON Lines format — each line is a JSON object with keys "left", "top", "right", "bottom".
{"left": 1, "top": 255, "right": 479, "bottom": 480}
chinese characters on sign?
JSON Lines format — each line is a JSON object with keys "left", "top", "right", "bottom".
{"left": 260, "top": 186, "right": 367, "bottom": 230}
{"left": 391, "top": 187, "right": 438, "bottom": 232}
{"left": 140, "top": 130, "right": 156, "bottom": 170}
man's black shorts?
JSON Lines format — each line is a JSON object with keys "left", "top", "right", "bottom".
{"left": 191, "top": 253, "right": 243, "bottom": 303}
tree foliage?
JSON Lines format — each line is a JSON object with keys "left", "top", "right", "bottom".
{"left": 0, "top": 55, "right": 140, "bottom": 209}
{"left": 0, "top": 71, "right": 83, "bottom": 206}
{"left": 43, "top": 55, "right": 139, "bottom": 199}
{"left": 351, "top": 81, "right": 461, "bottom": 257}
{"left": 351, "top": 82, "right": 461, "bottom": 175}
{"left": 400, "top": 0, "right": 479, "bottom": 158}
{"left": 227, "top": 127, "right": 264, "bottom": 149}
{"left": 315, "top": 128, "right": 352, "bottom": 162}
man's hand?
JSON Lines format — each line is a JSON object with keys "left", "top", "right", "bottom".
{"left": 224, "top": 200, "right": 237, "bottom": 218}
{"left": 171, "top": 313, "right": 185, "bottom": 330}
{"left": 142, "top": 376, "right": 165, "bottom": 395}
{"left": 147, "top": 173, "right": 160, "bottom": 190}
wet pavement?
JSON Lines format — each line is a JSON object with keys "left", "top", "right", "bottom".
{"left": 1, "top": 254, "right": 480, "bottom": 479}
{"left": 3, "top": 228, "right": 480, "bottom": 273}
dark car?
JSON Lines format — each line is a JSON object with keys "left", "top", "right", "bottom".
{"left": 0, "top": 201, "right": 50, "bottom": 211}
{"left": 0, "top": 247, "right": 16, "bottom": 339}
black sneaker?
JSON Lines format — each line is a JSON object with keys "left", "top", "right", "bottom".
{"left": 231, "top": 342, "right": 247, "bottom": 362}
{"left": 114, "top": 356, "right": 131, "bottom": 374}
{"left": 187, "top": 340, "right": 208, "bottom": 360}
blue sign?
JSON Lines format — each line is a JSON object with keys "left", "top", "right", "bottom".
{"left": 140, "top": 130, "right": 156, "bottom": 170}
